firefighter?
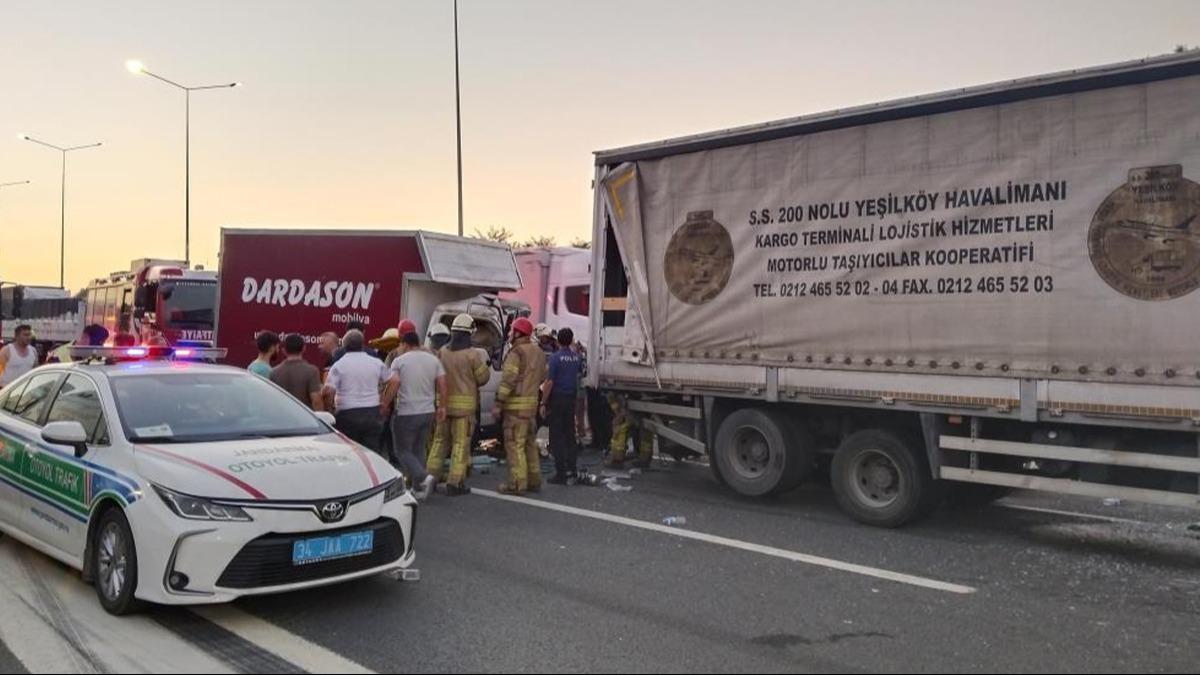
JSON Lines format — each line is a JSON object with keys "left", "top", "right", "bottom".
{"left": 426, "top": 322, "right": 451, "bottom": 352}
{"left": 491, "top": 317, "right": 546, "bottom": 495}
{"left": 534, "top": 323, "right": 556, "bottom": 355}
{"left": 426, "top": 313, "right": 490, "bottom": 496}
{"left": 531, "top": 322, "right": 556, "bottom": 451}
{"left": 423, "top": 323, "right": 453, "bottom": 476}
{"left": 607, "top": 392, "right": 654, "bottom": 469}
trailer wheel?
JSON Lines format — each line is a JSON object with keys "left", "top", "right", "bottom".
{"left": 832, "top": 429, "right": 934, "bottom": 527}
{"left": 713, "top": 408, "right": 808, "bottom": 497}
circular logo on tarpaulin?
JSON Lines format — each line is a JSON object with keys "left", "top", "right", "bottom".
{"left": 1088, "top": 165, "right": 1200, "bottom": 301}
{"left": 664, "top": 211, "right": 734, "bottom": 305}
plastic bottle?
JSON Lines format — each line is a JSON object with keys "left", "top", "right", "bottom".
{"left": 662, "top": 516, "right": 687, "bottom": 527}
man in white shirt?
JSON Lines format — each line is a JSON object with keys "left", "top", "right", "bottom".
{"left": 382, "top": 331, "right": 446, "bottom": 500}
{"left": 0, "top": 325, "right": 39, "bottom": 389}
{"left": 323, "top": 330, "right": 390, "bottom": 451}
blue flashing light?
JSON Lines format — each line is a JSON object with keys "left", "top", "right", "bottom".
{"left": 69, "top": 345, "right": 228, "bottom": 363}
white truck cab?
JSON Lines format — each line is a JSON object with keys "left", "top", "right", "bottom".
{"left": 502, "top": 247, "right": 591, "bottom": 348}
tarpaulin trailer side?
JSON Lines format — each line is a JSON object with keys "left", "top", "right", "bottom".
{"left": 588, "top": 52, "right": 1200, "bottom": 527}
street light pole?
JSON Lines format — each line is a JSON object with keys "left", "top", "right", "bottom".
{"left": 454, "top": 0, "right": 464, "bottom": 237}
{"left": 126, "top": 60, "right": 238, "bottom": 267}
{"left": 186, "top": 88, "right": 190, "bottom": 265}
{"left": 60, "top": 153, "right": 65, "bottom": 286}
{"left": 19, "top": 135, "right": 101, "bottom": 288}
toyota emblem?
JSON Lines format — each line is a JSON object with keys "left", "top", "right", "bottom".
{"left": 319, "top": 501, "right": 347, "bottom": 523}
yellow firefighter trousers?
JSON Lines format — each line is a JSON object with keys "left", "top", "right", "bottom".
{"left": 610, "top": 420, "right": 654, "bottom": 464}
{"left": 426, "top": 421, "right": 445, "bottom": 480}
{"left": 427, "top": 416, "right": 474, "bottom": 486}
{"left": 502, "top": 415, "right": 541, "bottom": 492}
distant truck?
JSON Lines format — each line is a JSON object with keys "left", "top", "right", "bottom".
{"left": 501, "top": 247, "right": 592, "bottom": 345}
{"left": 215, "top": 228, "right": 526, "bottom": 431}
{"left": 0, "top": 284, "right": 84, "bottom": 354}
{"left": 82, "top": 259, "right": 219, "bottom": 346}
{"left": 588, "top": 52, "right": 1200, "bottom": 526}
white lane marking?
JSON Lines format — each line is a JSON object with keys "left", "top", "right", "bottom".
{"left": 190, "top": 605, "right": 376, "bottom": 674}
{"left": 472, "top": 489, "right": 976, "bottom": 595}
{"left": 0, "top": 536, "right": 233, "bottom": 674}
{"left": 997, "top": 503, "right": 1146, "bottom": 525}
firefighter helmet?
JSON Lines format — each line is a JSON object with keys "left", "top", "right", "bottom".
{"left": 451, "top": 313, "right": 475, "bottom": 332}
{"left": 511, "top": 317, "right": 534, "bottom": 337}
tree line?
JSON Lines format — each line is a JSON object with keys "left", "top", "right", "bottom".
{"left": 471, "top": 225, "right": 590, "bottom": 249}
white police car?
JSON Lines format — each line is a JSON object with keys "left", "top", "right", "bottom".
{"left": 0, "top": 346, "right": 417, "bottom": 615}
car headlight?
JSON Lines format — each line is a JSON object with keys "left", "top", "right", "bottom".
{"left": 383, "top": 478, "right": 406, "bottom": 502}
{"left": 153, "top": 485, "right": 254, "bottom": 522}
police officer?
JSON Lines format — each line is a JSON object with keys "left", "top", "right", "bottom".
{"left": 540, "top": 327, "right": 585, "bottom": 484}
{"left": 491, "top": 317, "right": 546, "bottom": 495}
{"left": 426, "top": 313, "right": 491, "bottom": 496}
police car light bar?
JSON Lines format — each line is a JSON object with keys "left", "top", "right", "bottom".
{"left": 69, "top": 346, "right": 228, "bottom": 362}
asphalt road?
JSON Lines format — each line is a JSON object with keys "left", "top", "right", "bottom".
{"left": 2, "top": 449, "right": 1198, "bottom": 673}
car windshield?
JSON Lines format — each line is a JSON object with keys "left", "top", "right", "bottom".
{"left": 160, "top": 282, "right": 216, "bottom": 329}
{"left": 110, "top": 371, "right": 327, "bottom": 443}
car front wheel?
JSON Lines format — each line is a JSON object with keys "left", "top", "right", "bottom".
{"left": 93, "top": 508, "right": 144, "bottom": 615}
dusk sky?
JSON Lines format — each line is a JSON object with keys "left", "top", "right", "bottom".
{"left": 1, "top": 0, "right": 1197, "bottom": 290}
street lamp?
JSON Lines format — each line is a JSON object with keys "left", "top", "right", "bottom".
{"left": 19, "top": 134, "right": 101, "bottom": 288}
{"left": 126, "top": 60, "right": 239, "bottom": 267}
{"left": 454, "top": 0, "right": 464, "bottom": 237}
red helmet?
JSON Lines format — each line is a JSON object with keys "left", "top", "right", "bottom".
{"left": 511, "top": 317, "right": 534, "bottom": 337}
{"left": 397, "top": 319, "right": 418, "bottom": 336}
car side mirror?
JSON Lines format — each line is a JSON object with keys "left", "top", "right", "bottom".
{"left": 315, "top": 411, "right": 337, "bottom": 427}
{"left": 42, "top": 421, "right": 89, "bottom": 458}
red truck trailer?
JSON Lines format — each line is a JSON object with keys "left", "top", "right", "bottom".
{"left": 215, "top": 228, "right": 524, "bottom": 369}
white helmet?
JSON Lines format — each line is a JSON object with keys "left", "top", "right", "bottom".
{"left": 451, "top": 313, "right": 475, "bottom": 332}
{"left": 534, "top": 323, "right": 553, "bottom": 339}
{"left": 428, "top": 323, "right": 450, "bottom": 337}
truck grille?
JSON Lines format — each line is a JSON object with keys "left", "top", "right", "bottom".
{"left": 216, "top": 518, "right": 404, "bottom": 589}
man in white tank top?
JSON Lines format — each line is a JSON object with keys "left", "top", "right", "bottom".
{"left": 0, "top": 324, "right": 39, "bottom": 388}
